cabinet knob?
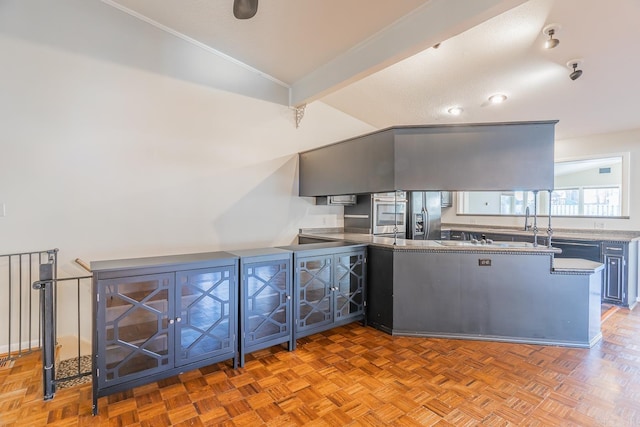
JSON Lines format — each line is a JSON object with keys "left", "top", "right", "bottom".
{"left": 176, "top": 317, "right": 182, "bottom": 323}
{"left": 286, "top": 295, "right": 291, "bottom": 300}
{"left": 169, "top": 319, "right": 174, "bottom": 324}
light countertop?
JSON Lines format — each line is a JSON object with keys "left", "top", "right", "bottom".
{"left": 442, "top": 224, "right": 640, "bottom": 242}
{"left": 298, "top": 230, "right": 612, "bottom": 274}
{"left": 552, "top": 258, "right": 605, "bottom": 274}
{"left": 299, "top": 231, "right": 560, "bottom": 254}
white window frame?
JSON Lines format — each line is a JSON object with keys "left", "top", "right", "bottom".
{"left": 456, "top": 153, "right": 630, "bottom": 218}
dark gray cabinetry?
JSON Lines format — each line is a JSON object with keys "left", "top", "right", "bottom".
{"left": 98, "top": 273, "right": 174, "bottom": 387}
{"left": 552, "top": 239, "right": 636, "bottom": 307}
{"left": 176, "top": 267, "right": 236, "bottom": 366}
{"left": 366, "top": 246, "right": 393, "bottom": 334}
{"left": 91, "top": 252, "right": 238, "bottom": 414}
{"left": 552, "top": 239, "right": 601, "bottom": 262}
{"left": 278, "top": 242, "right": 367, "bottom": 347}
{"left": 299, "top": 121, "right": 556, "bottom": 196}
{"left": 446, "top": 229, "right": 638, "bottom": 308}
{"left": 229, "top": 248, "right": 294, "bottom": 367}
{"left": 602, "top": 242, "right": 627, "bottom": 305}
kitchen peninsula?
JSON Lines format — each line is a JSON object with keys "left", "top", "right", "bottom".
{"left": 298, "top": 231, "right": 604, "bottom": 348}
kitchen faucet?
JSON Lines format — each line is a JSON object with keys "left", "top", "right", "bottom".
{"left": 523, "top": 206, "right": 531, "bottom": 231}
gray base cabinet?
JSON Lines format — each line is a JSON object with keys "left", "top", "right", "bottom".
{"left": 91, "top": 252, "right": 239, "bottom": 415}
{"left": 365, "top": 246, "right": 394, "bottom": 334}
{"left": 278, "top": 242, "right": 367, "bottom": 348}
{"left": 601, "top": 242, "right": 635, "bottom": 306}
{"left": 447, "top": 229, "right": 639, "bottom": 308}
{"left": 90, "top": 244, "right": 370, "bottom": 414}
{"left": 229, "top": 248, "right": 294, "bottom": 367}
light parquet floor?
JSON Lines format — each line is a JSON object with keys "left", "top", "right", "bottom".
{"left": 1, "top": 307, "right": 639, "bottom": 426}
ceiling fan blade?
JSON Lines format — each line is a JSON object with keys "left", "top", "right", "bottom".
{"left": 233, "top": 0, "right": 258, "bottom": 19}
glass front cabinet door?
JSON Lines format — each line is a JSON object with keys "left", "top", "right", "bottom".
{"left": 236, "top": 249, "right": 294, "bottom": 367}
{"left": 176, "top": 267, "right": 236, "bottom": 367}
{"left": 296, "top": 255, "right": 334, "bottom": 336}
{"left": 293, "top": 246, "right": 366, "bottom": 342}
{"left": 334, "top": 251, "right": 365, "bottom": 323}
{"left": 98, "top": 273, "right": 174, "bottom": 388}
{"left": 95, "top": 263, "right": 237, "bottom": 392}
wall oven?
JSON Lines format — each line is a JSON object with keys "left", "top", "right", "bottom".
{"left": 372, "top": 192, "right": 407, "bottom": 235}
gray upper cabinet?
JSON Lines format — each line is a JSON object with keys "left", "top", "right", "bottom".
{"left": 299, "top": 121, "right": 557, "bottom": 196}
{"left": 299, "top": 129, "right": 396, "bottom": 196}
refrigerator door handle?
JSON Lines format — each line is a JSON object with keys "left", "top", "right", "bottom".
{"left": 423, "top": 207, "right": 430, "bottom": 240}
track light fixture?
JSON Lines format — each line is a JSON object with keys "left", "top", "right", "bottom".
{"left": 567, "top": 59, "right": 583, "bottom": 81}
{"left": 233, "top": 0, "right": 258, "bottom": 19}
{"left": 542, "top": 24, "right": 561, "bottom": 49}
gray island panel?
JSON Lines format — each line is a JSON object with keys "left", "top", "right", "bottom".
{"left": 392, "top": 251, "right": 602, "bottom": 347}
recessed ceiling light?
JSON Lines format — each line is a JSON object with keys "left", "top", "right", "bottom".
{"left": 447, "top": 107, "right": 463, "bottom": 116}
{"left": 488, "top": 94, "right": 507, "bottom": 104}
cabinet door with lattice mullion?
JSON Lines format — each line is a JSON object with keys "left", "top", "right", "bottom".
{"left": 99, "top": 273, "right": 174, "bottom": 388}
{"left": 175, "top": 267, "right": 235, "bottom": 366}
{"left": 334, "top": 250, "right": 365, "bottom": 321}
{"left": 244, "top": 260, "right": 291, "bottom": 346}
{"left": 296, "top": 255, "right": 333, "bottom": 335}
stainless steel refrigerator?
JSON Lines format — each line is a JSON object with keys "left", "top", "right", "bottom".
{"left": 407, "top": 192, "right": 442, "bottom": 239}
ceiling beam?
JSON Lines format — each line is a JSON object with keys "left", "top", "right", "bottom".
{"left": 290, "top": 0, "right": 528, "bottom": 107}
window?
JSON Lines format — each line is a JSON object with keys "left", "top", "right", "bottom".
{"left": 458, "top": 155, "right": 628, "bottom": 217}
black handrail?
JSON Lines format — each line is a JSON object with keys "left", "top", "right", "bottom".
{"left": 33, "top": 268, "right": 92, "bottom": 400}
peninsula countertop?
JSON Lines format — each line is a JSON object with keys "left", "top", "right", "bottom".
{"left": 298, "top": 229, "right": 613, "bottom": 274}
{"left": 441, "top": 224, "right": 640, "bottom": 242}
{"left": 298, "top": 230, "right": 561, "bottom": 254}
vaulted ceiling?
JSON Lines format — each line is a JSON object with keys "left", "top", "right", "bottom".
{"left": 55, "top": 0, "right": 640, "bottom": 139}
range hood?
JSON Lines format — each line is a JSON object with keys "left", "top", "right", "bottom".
{"left": 298, "top": 121, "right": 557, "bottom": 197}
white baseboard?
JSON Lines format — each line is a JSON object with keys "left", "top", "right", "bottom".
{"left": 0, "top": 339, "right": 41, "bottom": 356}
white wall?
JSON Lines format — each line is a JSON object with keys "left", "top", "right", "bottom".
{"left": 0, "top": 33, "right": 374, "bottom": 347}
{"left": 443, "top": 128, "right": 640, "bottom": 231}
{"left": 0, "top": 35, "right": 375, "bottom": 263}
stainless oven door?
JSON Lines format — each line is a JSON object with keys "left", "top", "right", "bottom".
{"left": 372, "top": 197, "right": 407, "bottom": 234}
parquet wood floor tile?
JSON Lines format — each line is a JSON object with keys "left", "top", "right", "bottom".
{"left": 2, "top": 306, "right": 640, "bottom": 426}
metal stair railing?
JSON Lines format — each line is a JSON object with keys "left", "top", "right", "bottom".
{"left": 0, "top": 249, "right": 58, "bottom": 362}
{"left": 32, "top": 257, "right": 93, "bottom": 400}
